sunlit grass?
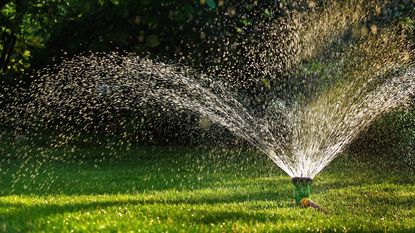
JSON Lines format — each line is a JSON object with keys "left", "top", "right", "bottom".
{"left": 0, "top": 146, "right": 414, "bottom": 232}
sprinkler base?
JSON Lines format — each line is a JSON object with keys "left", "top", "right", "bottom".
{"left": 291, "top": 177, "right": 312, "bottom": 204}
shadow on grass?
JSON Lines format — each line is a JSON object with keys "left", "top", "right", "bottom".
{"left": 2, "top": 188, "right": 415, "bottom": 232}
{"left": 3, "top": 161, "right": 412, "bottom": 198}
{"left": 0, "top": 188, "right": 295, "bottom": 231}
{"left": 0, "top": 147, "right": 283, "bottom": 196}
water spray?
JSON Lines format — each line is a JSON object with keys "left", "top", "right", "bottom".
{"left": 291, "top": 177, "right": 312, "bottom": 204}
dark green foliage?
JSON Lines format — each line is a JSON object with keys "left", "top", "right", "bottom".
{"left": 1, "top": 0, "right": 414, "bottom": 79}
{"left": 1, "top": 0, "right": 219, "bottom": 79}
{"left": 350, "top": 109, "right": 415, "bottom": 166}
{"left": 0, "top": 0, "right": 69, "bottom": 79}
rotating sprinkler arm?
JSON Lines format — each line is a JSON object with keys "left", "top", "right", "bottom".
{"left": 301, "top": 198, "right": 327, "bottom": 213}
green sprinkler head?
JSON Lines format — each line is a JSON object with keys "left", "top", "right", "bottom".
{"left": 291, "top": 177, "right": 313, "bottom": 205}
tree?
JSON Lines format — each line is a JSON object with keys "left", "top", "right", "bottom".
{"left": 1, "top": 0, "right": 21, "bottom": 78}
{"left": 1, "top": 0, "right": 67, "bottom": 80}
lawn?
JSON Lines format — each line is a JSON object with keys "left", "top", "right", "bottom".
{"left": 0, "top": 145, "right": 414, "bottom": 232}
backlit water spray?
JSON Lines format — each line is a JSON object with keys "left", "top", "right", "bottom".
{"left": 6, "top": 1, "right": 415, "bottom": 203}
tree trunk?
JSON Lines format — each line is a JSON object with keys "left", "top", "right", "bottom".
{"left": 0, "top": 0, "right": 25, "bottom": 77}
{"left": 0, "top": 31, "right": 17, "bottom": 76}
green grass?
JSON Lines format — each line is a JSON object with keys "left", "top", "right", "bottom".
{"left": 0, "top": 145, "right": 414, "bottom": 232}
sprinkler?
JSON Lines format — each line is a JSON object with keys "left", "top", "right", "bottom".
{"left": 291, "top": 177, "right": 312, "bottom": 204}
